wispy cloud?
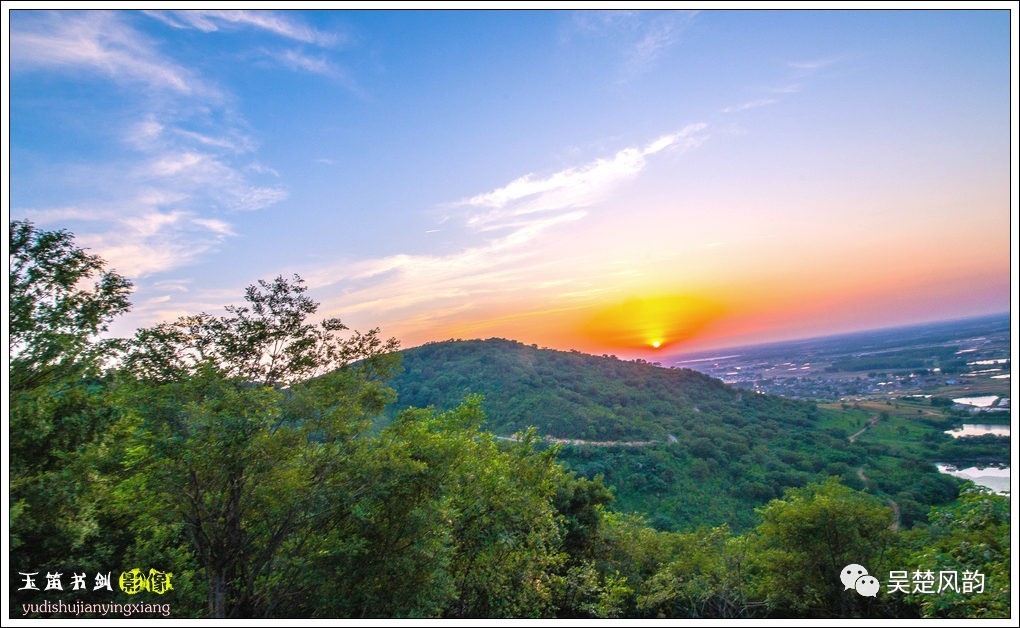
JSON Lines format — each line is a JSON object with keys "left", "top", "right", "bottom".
{"left": 134, "top": 146, "right": 287, "bottom": 212}
{"left": 459, "top": 124, "right": 708, "bottom": 230}
{"left": 722, "top": 56, "right": 840, "bottom": 115}
{"left": 11, "top": 11, "right": 287, "bottom": 279}
{"left": 145, "top": 10, "right": 340, "bottom": 47}
{"left": 769, "top": 84, "right": 802, "bottom": 94}
{"left": 125, "top": 117, "right": 287, "bottom": 213}
{"left": 173, "top": 128, "right": 252, "bottom": 152}
{"left": 10, "top": 11, "right": 206, "bottom": 94}
{"left": 306, "top": 209, "right": 589, "bottom": 325}
{"left": 278, "top": 48, "right": 338, "bottom": 75}
{"left": 788, "top": 58, "right": 837, "bottom": 73}
{"left": 246, "top": 162, "right": 281, "bottom": 177}
{"left": 252, "top": 48, "right": 364, "bottom": 94}
{"left": 21, "top": 204, "right": 235, "bottom": 279}
{"left": 570, "top": 10, "right": 697, "bottom": 81}
{"left": 622, "top": 13, "right": 693, "bottom": 79}
{"left": 721, "top": 98, "right": 778, "bottom": 114}
{"left": 146, "top": 10, "right": 356, "bottom": 88}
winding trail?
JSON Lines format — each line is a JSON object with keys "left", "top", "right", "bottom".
{"left": 855, "top": 465, "right": 901, "bottom": 531}
{"left": 495, "top": 435, "right": 659, "bottom": 447}
{"left": 847, "top": 414, "right": 901, "bottom": 529}
{"left": 848, "top": 416, "right": 880, "bottom": 443}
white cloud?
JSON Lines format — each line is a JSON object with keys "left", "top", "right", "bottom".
{"left": 232, "top": 186, "right": 289, "bottom": 212}
{"left": 786, "top": 57, "right": 841, "bottom": 81}
{"left": 146, "top": 10, "right": 340, "bottom": 47}
{"left": 309, "top": 219, "right": 577, "bottom": 320}
{"left": 191, "top": 218, "right": 236, "bottom": 236}
{"left": 144, "top": 11, "right": 356, "bottom": 88}
{"left": 789, "top": 58, "right": 835, "bottom": 72}
{"left": 459, "top": 124, "right": 707, "bottom": 230}
{"left": 247, "top": 162, "right": 281, "bottom": 177}
{"left": 152, "top": 279, "right": 193, "bottom": 293}
{"left": 10, "top": 11, "right": 206, "bottom": 95}
{"left": 623, "top": 16, "right": 685, "bottom": 78}
{"left": 723, "top": 57, "right": 839, "bottom": 117}
{"left": 278, "top": 48, "right": 339, "bottom": 76}
{"left": 571, "top": 10, "right": 697, "bottom": 81}
{"left": 174, "top": 128, "right": 250, "bottom": 152}
{"left": 129, "top": 135, "right": 287, "bottom": 213}
{"left": 571, "top": 10, "right": 638, "bottom": 33}
{"left": 147, "top": 151, "right": 206, "bottom": 176}
{"left": 262, "top": 48, "right": 362, "bottom": 93}
{"left": 722, "top": 98, "right": 779, "bottom": 114}
{"left": 22, "top": 203, "right": 235, "bottom": 279}
{"left": 126, "top": 117, "right": 166, "bottom": 149}
{"left": 18, "top": 126, "right": 287, "bottom": 276}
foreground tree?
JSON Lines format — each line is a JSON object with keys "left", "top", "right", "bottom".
{"left": 9, "top": 220, "right": 132, "bottom": 387}
{"left": 113, "top": 275, "right": 400, "bottom": 617}
{"left": 638, "top": 526, "right": 755, "bottom": 618}
{"left": 9, "top": 220, "right": 132, "bottom": 577}
{"left": 300, "top": 399, "right": 624, "bottom": 618}
{"left": 750, "top": 479, "right": 896, "bottom": 617}
{"left": 899, "top": 486, "right": 1010, "bottom": 618}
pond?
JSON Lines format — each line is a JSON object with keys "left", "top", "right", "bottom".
{"left": 944, "top": 423, "right": 1011, "bottom": 438}
{"left": 936, "top": 464, "right": 1010, "bottom": 495}
{"left": 951, "top": 395, "right": 999, "bottom": 407}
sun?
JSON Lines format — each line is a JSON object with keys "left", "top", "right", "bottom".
{"left": 580, "top": 294, "right": 724, "bottom": 353}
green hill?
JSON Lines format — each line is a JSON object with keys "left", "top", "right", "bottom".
{"left": 386, "top": 339, "right": 961, "bottom": 530}
{"left": 389, "top": 337, "right": 741, "bottom": 441}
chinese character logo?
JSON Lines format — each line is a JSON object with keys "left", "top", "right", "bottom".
{"left": 119, "top": 568, "right": 150, "bottom": 595}
{"left": 148, "top": 569, "right": 174, "bottom": 595}
{"left": 118, "top": 567, "right": 174, "bottom": 595}
{"left": 889, "top": 569, "right": 984, "bottom": 595}
{"left": 841, "top": 563, "right": 879, "bottom": 597}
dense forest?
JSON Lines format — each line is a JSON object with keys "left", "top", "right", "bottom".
{"left": 386, "top": 339, "right": 980, "bottom": 531}
{"left": 8, "top": 221, "right": 1010, "bottom": 618}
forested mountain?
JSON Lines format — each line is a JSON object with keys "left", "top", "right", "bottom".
{"left": 390, "top": 338, "right": 749, "bottom": 440}
{"left": 386, "top": 339, "right": 961, "bottom": 530}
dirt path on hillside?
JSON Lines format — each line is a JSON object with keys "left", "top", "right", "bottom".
{"left": 544, "top": 436, "right": 658, "bottom": 447}
{"left": 495, "top": 435, "right": 659, "bottom": 447}
{"left": 856, "top": 465, "right": 901, "bottom": 531}
{"left": 887, "top": 498, "right": 901, "bottom": 530}
{"left": 848, "top": 416, "right": 880, "bottom": 443}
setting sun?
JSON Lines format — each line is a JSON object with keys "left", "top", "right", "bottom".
{"left": 579, "top": 294, "right": 725, "bottom": 353}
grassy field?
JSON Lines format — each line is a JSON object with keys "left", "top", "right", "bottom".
{"left": 814, "top": 399, "right": 987, "bottom": 526}
{"left": 818, "top": 398, "right": 953, "bottom": 452}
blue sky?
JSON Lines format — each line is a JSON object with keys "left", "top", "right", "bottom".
{"left": 7, "top": 9, "right": 1014, "bottom": 354}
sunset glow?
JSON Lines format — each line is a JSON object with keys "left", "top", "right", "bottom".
{"left": 579, "top": 295, "right": 725, "bottom": 353}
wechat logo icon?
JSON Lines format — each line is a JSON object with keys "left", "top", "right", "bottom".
{"left": 841, "top": 563, "right": 879, "bottom": 597}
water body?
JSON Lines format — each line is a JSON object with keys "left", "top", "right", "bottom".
{"left": 952, "top": 395, "right": 999, "bottom": 407}
{"left": 936, "top": 464, "right": 1010, "bottom": 494}
{"left": 944, "top": 424, "right": 1011, "bottom": 439}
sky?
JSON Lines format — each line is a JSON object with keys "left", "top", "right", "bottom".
{"left": 6, "top": 8, "right": 1015, "bottom": 358}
